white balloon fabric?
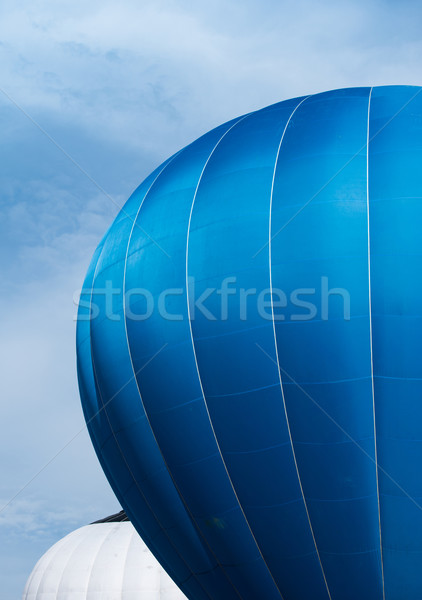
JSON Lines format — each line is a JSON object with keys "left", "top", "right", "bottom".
{"left": 22, "top": 518, "right": 187, "bottom": 599}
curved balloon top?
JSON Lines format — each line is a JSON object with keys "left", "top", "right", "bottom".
{"left": 77, "top": 86, "right": 422, "bottom": 600}
{"left": 22, "top": 516, "right": 187, "bottom": 599}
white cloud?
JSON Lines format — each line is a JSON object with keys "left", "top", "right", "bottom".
{"left": 1, "top": 0, "right": 421, "bottom": 160}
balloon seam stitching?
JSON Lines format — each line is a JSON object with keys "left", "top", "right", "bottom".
{"left": 91, "top": 154, "right": 213, "bottom": 600}
{"left": 23, "top": 528, "right": 72, "bottom": 600}
{"left": 120, "top": 524, "right": 137, "bottom": 598}
{"left": 268, "top": 94, "right": 333, "bottom": 600}
{"left": 366, "top": 85, "right": 386, "bottom": 600}
{"left": 85, "top": 524, "right": 119, "bottom": 596}
{"left": 88, "top": 315, "right": 184, "bottom": 587}
{"left": 121, "top": 147, "right": 240, "bottom": 600}
{"left": 55, "top": 527, "right": 97, "bottom": 597}
{"left": 186, "top": 113, "right": 286, "bottom": 600}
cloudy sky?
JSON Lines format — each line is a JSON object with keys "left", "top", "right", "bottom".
{"left": 1, "top": 0, "right": 421, "bottom": 597}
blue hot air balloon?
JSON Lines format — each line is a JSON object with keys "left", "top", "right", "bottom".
{"left": 77, "top": 86, "right": 422, "bottom": 600}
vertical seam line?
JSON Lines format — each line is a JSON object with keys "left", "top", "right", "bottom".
{"left": 366, "top": 86, "right": 386, "bottom": 600}
{"left": 55, "top": 527, "right": 96, "bottom": 598}
{"left": 119, "top": 524, "right": 135, "bottom": 600}
{"left": 23, "top": 529, "right": 72, "bottom": 600}
{"left": 268, "top": 94, "right": 333, "bottom": 600}
{"left": 122, "top": 145, "right": 243, "bottom": 600}
{"left": 90, "top": 359, "right": 201, "bottom": 599}
{"left": 85, "top": 525, "right": 118, "bottom": 597}
{"left": 186, "top": 113, "right": 285, "bottom": 600}
{"left": 89, "top": 156, "right": 214, "bottom": 600}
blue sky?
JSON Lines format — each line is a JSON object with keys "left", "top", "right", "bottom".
{"left": 1, "top": 1, "right": 421, "bottom": 597}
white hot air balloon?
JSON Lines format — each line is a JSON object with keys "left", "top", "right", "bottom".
{"left": 22, "top": 511, "right": 187, "bottom": 600}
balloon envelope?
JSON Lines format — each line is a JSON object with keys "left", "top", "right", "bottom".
{"left": 22, "top": 513, "right": 187, "bottom": 599}
{"left": 77, "top": 86, "right": 422, "bottom": 600}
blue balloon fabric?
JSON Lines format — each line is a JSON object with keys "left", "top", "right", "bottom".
{"left": 77, "top": 86, "right": 422, "bottom": 600}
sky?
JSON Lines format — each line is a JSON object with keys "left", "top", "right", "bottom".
{"left": 1, "top": 0, "right": 421, "bottom": 597}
